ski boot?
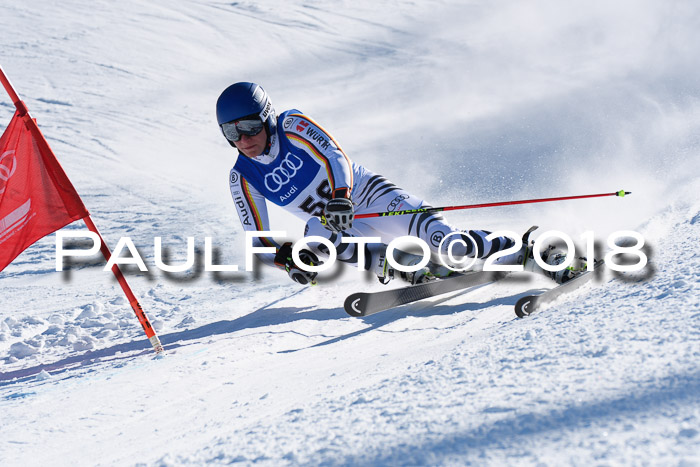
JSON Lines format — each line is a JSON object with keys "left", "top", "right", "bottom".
{"left": 375, "top": 248, "right": 453, "bottom": 285}
{"left": 519, "top": 226, "right": 587, "bottom": 284}
{"left": 522, "top": 244, "right": 588, "bottom": 284}
{"left": 493, "top": 226, "right": 587, "bottom": 284}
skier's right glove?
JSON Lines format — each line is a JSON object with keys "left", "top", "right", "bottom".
{"left": 274, "top": 242, "right": 321, "bottom": 285}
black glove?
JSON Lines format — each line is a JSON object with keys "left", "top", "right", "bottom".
{"left": 274, "top": 242, "right": 321, "bottom": 285}
{"left": 322, "top": 188, "right": 354, "bottom": 232}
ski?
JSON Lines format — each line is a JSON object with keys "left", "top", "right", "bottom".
{"left": 344, "top": 271, "right": 506, "bottom": 317}
{"left": 514, "top": 259, "right": 605, "bottom": 318}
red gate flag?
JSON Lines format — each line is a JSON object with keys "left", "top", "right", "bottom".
{"left": 1, "top": 67, "right": 163, "bottom": 354}
{"left": 0, "top": 66, "right": 164, "bottom": 354}
{"left": 0, "top": 110, "right": 89, "bottom": 272}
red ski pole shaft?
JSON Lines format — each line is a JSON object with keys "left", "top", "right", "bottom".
{"left": 354, "top": 190, "right": 631, "bottom": 219}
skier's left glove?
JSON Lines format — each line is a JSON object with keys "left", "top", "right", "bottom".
{"left": 274, "top": 242, "right": 321, "bottom": 285}
{"left": 322, "top": 188, "right": 354, "bottom": 232}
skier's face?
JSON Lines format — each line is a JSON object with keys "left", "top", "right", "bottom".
{"left": 234, "top": 128, "right": 267, "bottom": 158}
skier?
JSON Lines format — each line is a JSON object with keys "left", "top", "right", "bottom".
{"left": 217, "top": 82, "right": 575, "bottom": 286}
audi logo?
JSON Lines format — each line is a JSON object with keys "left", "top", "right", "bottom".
{"left": 264, "top": 153, "right": 304, "bottom": 193}
{"left": 387, "top": 194, "right": 409, "bottom": 212}
{"left": 0, "top": 150, "right": 17, "bottom": 195}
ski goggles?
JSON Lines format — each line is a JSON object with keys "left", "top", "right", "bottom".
{"left": 221, "top": 119, "right": 264, "bottom": 142}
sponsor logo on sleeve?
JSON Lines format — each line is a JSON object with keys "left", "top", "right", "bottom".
{"left": 234, "top": 196, "right": 252, "bottom": 226}
{"left": 387, "top": 194, "right": 409, "bottom": 212}
{"left": 304, "top": 127, "right": 332, "bottom": 151}
{"left": 431, "top": 231, "right": 446, "bottom": 248}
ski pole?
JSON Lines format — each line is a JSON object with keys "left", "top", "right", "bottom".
{"left": 353, "top": 189, "right": 631, "bottom": 219}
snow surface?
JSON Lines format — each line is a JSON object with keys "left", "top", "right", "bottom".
{"left": 1, "top": 0, "right": 700, "bottom": 465}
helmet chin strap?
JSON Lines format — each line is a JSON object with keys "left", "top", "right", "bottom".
{"left": 264, "top": 124, "right": 272, "bottom": 153}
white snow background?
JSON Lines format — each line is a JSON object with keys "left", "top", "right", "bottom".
{"left": 1, "top": 0, "right": 700, "bottom": 465}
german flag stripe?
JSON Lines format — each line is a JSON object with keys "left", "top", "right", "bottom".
{"left": 288, "top": 113, "right": 353, "bottom": 191}
{"left": 286, "top": 133, "right": 338, "bottom": 190}
{"left": 241, "top": 178, "right": 275, "bottom": 248}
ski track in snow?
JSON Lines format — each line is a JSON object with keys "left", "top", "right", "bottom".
{"left": 2, "top": 1, "right": 700, "bottom": 465}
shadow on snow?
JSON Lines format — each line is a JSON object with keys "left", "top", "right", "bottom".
{"left": 0, "top": 284, "right": 545, "bottom": 384}
{"left": 332, "top": 369, "right": 700, "bottom": 466}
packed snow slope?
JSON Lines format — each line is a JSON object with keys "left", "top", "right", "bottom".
{"left": 1, "top": 0, "right": 699, "bottom": 465}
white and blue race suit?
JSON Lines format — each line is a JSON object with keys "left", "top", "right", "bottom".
{"left": 229, "top": 109, "right": 513, "bottom": 270}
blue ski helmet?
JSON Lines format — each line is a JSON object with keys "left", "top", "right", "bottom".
{"left": 216, "top": 82, "right": 276, "bottom": 147}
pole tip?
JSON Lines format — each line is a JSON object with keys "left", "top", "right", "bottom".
{"left": 616, "top": 190, "right": 631, "bottom": 197}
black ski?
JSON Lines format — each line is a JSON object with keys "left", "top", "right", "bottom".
{"left": 344, "top": 271, "right": 506, "bottom": 317}
{"left": 514, "top": 260, "right": 604, "bottom": 318}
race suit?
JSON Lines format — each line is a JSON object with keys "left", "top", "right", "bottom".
{"left": 229, "top": 109, "right": 513, "bottom": 271}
